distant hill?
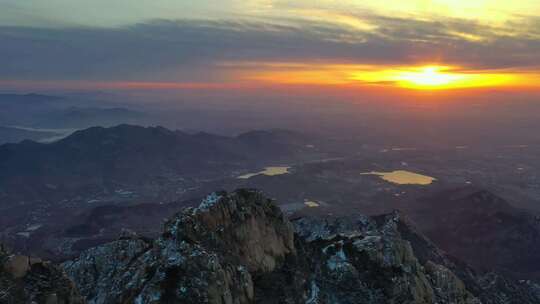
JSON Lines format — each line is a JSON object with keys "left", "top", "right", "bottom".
{"left": 0, "top": 93, "right": 62, "bottom": 104}
{"left": 0, "top": 93, "right": 64, "bottom": 125}
{"left": 34, "top": 106, "right": 148, "bottom": 128}
{"left": 0, "top": 125, "right": 323, "bottom": 259}
{"left": 0, "top": 126, "right": 61, "bottom": 144}
{"left": 0, "top": 124, "right": 317, "bottom": 202}
{"left": 0, "top": 93, "right": 151, "bottom": 130}
{"left": 411, "top": 187, "right": 540, "bottom": 279}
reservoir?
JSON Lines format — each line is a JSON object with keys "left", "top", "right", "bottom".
{"left": 238, "top": 166, "right": 290, "bottom": 179}
{"left": 361, "top": 170, "right": 436, "bottom": 185}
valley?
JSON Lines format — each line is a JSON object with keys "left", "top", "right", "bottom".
{"left": 2, "top": 124, "right": 540, "bottom": 284}
{"left": 3, "top": 1, "right": 540, "bottom": 301}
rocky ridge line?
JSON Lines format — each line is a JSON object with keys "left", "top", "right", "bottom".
{"left": 0, "top": 244, "right": 84, "bottom": 304}
{"left": 59, "top": 189, "right": 540, "bottom": 303}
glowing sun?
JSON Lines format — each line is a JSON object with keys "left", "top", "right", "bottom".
{"left": 349, "top": 65, "right": 515, "bottom": 90}
{"left": 396, "top": 66, "right": 465, "bottom": 87}
{"left": 244, "top": 62, "right": 522, "bottom": 90}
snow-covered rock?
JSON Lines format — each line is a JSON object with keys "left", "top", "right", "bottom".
{"left": 59, "top": 190, "right": 540, "bottom": 304}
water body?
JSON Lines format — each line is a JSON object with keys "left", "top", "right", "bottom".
{"left": 304, "top": 201, "right": 320, "bottom": 208}
{"left": 238, "top": 166, "right": 290, "bottom": 179}
{"left": 361, "top": 170, "right": 436, "bottom": 185}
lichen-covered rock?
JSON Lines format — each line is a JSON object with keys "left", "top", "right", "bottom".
{"left": 425, "top": 261, "right": 476, "bottom": 304}
{"left": 288, "top": 212, "right": 480, "bottom": 304}
{"left": 61, "top": 237, "right": 151, "bottom": 303}
{"left": 476, "top": 272, "right": 540, "bottom": 304}
{"left": 0, "top": 245, "right": 84, "bottom": 304}
{"left": 63, "top": 189, "right": 294, "bottom": 304}
{"left": 61, "top": 190, "right": 540, "bottom": 304}
{"left": 165, "top": 189, "right": 295, "bottom": 273}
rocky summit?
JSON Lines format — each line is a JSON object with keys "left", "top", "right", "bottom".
{"left": 0, "top": 245, "right": 84, "bottom": 304}
{"left": 62, "top": 189, "right": 295, "bottom": 304}
{"left": 53, "top": 189, "right": 539, "bottom": 304}
{"left": 2, "top": 189, "right": 539, "bottom": 303}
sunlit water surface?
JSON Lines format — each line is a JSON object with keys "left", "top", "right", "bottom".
{"left": 361, "top": 170, "right": 436, "bottom": 185}
{"left": 238, "top": 166, "right": 291, "bottom": 179}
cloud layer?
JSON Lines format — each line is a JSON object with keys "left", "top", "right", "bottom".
{"left": 1, "top": 13, "right": 539, "bottom": 84}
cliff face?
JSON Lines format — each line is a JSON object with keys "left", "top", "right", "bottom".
{"left": 60, "top": 189, "right": 540, "bottom": 304}
{"left": 278, "top": 213, "right": 479, "bottom": 304}
{"left": 62, "top": 190, "right": 294, "bottom": 304}
{"left": 0, "top": 245, "right": 84, "bottom": 304}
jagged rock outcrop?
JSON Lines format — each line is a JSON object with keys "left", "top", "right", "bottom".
{"left": 62, "top": 190, "right": 294, "bottom": 304}
{"left": 476, "top": 272, "right": 540, "bottom": 304}
{"left": 62, "top": 189, "right": 540, "bottom": 304}
{"left": 0, "top": 245, "right": 84, "bottom": 304}
{"left": 283, "top": 213, "right": 480, "bottom": 304}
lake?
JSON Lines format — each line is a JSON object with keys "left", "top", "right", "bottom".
{"left": 304, "top": 200, "right": 320, "bottom": 208}
{"left": 238, "top": 166, "right": 291, "bottom": 179}
{"left": 361, "top": 170, "right": 436, "bottom": 185}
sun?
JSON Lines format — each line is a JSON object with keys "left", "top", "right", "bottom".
{"left": 350, "top": 65, "right": 515, "bottom": 90}
{"left": 395, "top": 66, "right": 466, "bottom": 88}
{"left": 245, "top": 62, "right": 521, "bottom": 90}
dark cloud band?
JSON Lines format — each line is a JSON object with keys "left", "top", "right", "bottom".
{"left": 0, "top": 16, "right": 538, "bottom": 82}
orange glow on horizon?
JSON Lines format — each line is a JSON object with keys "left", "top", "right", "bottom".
{"left": 350, "top": 65, "right": 517, "bottom": 90}
{"left": 1, "top": 64, "right": 539, "bottom": 93}
{"left": 242, "top": 62, "right": 535, "bottom": 91}
{"left": 0, "top": 80, "right": 251, "bottom": 91}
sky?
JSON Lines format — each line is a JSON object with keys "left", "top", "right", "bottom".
{"left": 1, "top": 0, "right": 540, "bottom": 92}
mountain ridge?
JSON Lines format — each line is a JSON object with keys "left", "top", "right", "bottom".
{"left": 54, "top": 189, "right": 540, "bottom": 304}
{"left": 410, "top": 187, "right": 540, "bottom": 279}
{"left": 0, "top": 124, "right": 316, "bottom": 197}
{"left": 3, "top": 189, "right": 540, "bottom": 303}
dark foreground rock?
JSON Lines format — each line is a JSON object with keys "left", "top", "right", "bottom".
{"left": 62, "top": 190, "right": 294, "bottom": 304}
{"left": 60, "top": 189, "right": 540, "bottom": 304}
{"left": 0, "top": 245, "right": 84, "bottom": 304}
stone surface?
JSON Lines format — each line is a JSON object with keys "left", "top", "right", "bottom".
{"left": 60, "top": 189, "right": 540, "bottom": 304}
{"left": 0, "top": 245, "right": 84, "bottom": 304}
{"left": 63, "top": 189, "right": 294, "bottom": 304}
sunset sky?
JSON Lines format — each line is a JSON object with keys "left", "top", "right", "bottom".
{"left": 1, "top": 0, "right": 540, "bottom": 92}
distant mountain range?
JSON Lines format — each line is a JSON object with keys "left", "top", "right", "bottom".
{"left": 0, "top": 93, "right": 62, "bottom": 105}
{"left": 0, "top": 124, "right": 315, "bottom": 201}
{"left": 2, "top": 116, "right": 540, "bottom": 297}
{"left": 0, "top": 93, "right": 64, "bottom": 121}
{"left": 0, "top": 124, "right": 324, "bottom": 258}
{"left": 0, "top": 93, "right": 152, "bottom": 135}
{"left": 33, "top": 106, "right": 147, "bottom": 129}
